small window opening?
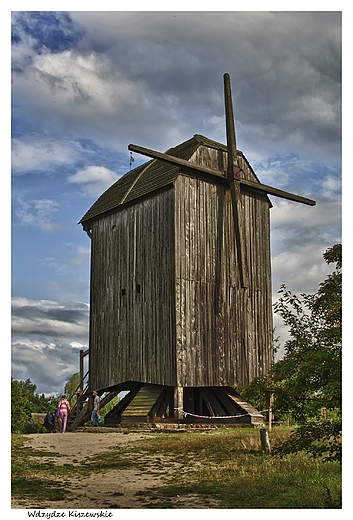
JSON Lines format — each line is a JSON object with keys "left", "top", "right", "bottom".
{"left": 121, "top": 288, "right": 126, "bottom": 296}
{"left": 136, "top": 284, "right": 141, "bottom": 294}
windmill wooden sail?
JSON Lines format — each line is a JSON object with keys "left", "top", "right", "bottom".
{"left": 224, "top": 72, "right": 248, "bottom": 288}
{"left": 69, "top": 74, "right": 316, "bottom": 429}
{"left": 127, "top": 142, "right": 316, "bottom": 206}
{"left": 128, "top": 73, "right": 315, "bottom": 290}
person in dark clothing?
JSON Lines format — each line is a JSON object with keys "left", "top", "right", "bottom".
{"left": 44, "top": 411, "right": 56, "bottom": 433}
{"left": 75, "top": 390, "right": 85, "bottom": 411}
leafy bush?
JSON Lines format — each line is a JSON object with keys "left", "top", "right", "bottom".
{"left": 11, "top": 378, "right": 57, "bottom": 433}
{"left": 241, "top": 245, "right": 342, "bottom": 463}
{"left": 272, "top": 245, "right": 341, "bottom": 462}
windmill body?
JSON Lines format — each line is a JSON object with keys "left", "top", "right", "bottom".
{"left": 77, "top": 135, "right": 272, "bottom": 426}
{"left": 69, "top": 75, "right": 314, "bottom": 428}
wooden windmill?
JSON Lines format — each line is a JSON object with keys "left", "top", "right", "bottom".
{"left": 69, "top": 74, "right": 315, "bottom": 429}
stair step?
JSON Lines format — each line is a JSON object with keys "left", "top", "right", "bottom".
{"left": 122, "top": 386, "right": 163, "bottom": 417}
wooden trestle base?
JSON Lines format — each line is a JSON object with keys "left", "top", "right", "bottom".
{"left": 67, "top": 383, "right": 264, "bottom": 431}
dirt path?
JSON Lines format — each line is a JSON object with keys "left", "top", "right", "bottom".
{"left": 12, "top": 429, "right": 219, "bottom": 510}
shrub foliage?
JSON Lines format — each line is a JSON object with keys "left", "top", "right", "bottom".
{"left": 241, "top": 244, "right": 342, "bottom": 462}
{"left": 11, "top": 378, "right": 57, "bottom": 433}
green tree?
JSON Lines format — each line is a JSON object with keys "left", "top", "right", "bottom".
{"left": 64, "top": 372, "right": 80, "bottom": 400}
{"left": 271, "top": 244, "right": 342, "bottom": 462}
{"left": 11, "top": 378, "right": 56, "bottom": 433}
{"left": 238, "top": 333, "right": 280, "bottom": 414}
{"left": 11, "top": 378, "right": 33, "bottom": 433}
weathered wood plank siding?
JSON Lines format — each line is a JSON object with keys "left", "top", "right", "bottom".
{"left": 88, "top": 139, "right": 273, "bottom": 392}
{"left": 89, "top": 189, "right": 176, "bottom": 390}
{"left": 175, "top": 146, "right": 273, "bottom": 387}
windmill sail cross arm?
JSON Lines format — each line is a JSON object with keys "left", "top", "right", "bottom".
{"left": 128, "top": 143, "right": 227, "bottom": 181}
{"left": 128, "top": 143, "right": 316, "bottom": 206}
{"left": 223, "top": 72, "right": 248, "bottom": 288}
{"left": 126, "top": 73, "right": 315, "bottom": 294}
{"left": 241, "top": 178, "right": 316, "bottom": 206}
{"left": 224, "top": 72, "right": 238, "bottom": 173}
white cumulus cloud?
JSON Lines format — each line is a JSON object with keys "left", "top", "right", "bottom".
{"left": 15, "top": 198, "right": 62, "bottom": 232}
{"left": 12, "top": 136, "right": 83, "bottom": 174}
{"left": 68, "top": 165, "right": 120, "bottom": 197}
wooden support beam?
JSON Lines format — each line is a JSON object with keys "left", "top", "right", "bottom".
{"left": 79, "top": 349, "right": 89, "bottom": 393}
{"left": 104, "top": 383, "right": 143, "bottom": 422}
{"left": 203, "top": 388, "right": 226, "bottom": 416}
{"left": 174, "top": 386, "right": 184, "bottom": 420}
{"left": 128, "top": 143, "right": 316, "bottom": 206}
{"left": 99, "top": 391, "right": 119, "bottom": 409}
{"left": 157, "top": 387, "right": 174, "bottom": 417}
{"left": 128, "top": 143, "right": 226, "bottom": 181}
{"left": 79, "top": 350, "right": 84, "bottom": 393}
{"left": 241, "top": 177, "right": 316, "bottom": 206}
{"left": 214, "top": 387, "right": 241, "bottom": 415}
{"left": 200, "top": 389, "right": 216, "bottom": 416}
{"left": 149, "top": 386, "right": 172, "bottom": 417}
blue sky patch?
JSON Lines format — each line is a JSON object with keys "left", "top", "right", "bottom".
{"left": 12, "top": 11, "right": 85, "bottom": 53}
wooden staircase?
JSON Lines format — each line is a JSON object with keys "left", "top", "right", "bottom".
{"left": 120, "top": 385, "right": 166, "bottom": 420}
{"left": 104, "top": 383, "right": 174, "bottom": 425}
{"left": 66, "top": 391, "right": 91, "bottom": 431}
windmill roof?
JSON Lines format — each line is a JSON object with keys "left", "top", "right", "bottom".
{"left": 80, "top": 134, "right": 248, "bottom": 226}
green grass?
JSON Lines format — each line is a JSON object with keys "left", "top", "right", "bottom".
{"left": 11, "top": 427, "right": 341, "bottom": 508}
{"left": 11, "top": 435, "right": 70, "bottom": 502}
{"left": 125, "top": 428, "right": 341, "bottom": 508}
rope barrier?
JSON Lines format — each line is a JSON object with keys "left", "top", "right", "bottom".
{"left": 174, "top": 407, "right": 268, "bottom": 420}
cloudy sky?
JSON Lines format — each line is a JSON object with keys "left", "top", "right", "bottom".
{"left": 9, "top": 9, "right": 342, "bottom": 396}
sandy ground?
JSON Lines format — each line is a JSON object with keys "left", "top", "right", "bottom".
{"left": 12, "top": 428, "right": 219, "bottom": 510}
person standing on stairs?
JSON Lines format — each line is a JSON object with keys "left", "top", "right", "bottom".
{"left": 58, "top": 394, "right": 70, "bottom": 433}
{"left": 91, "top": 390, "right": 101, "bottom": 426}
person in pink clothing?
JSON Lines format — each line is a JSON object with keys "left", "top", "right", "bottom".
{"left": 58, "top": 394, "right": 70, "bottom": 433}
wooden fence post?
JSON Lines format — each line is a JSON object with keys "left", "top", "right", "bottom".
{"left": 266, "top": 393, "right": 274, "bottom": 431}
{"left": 260, "top": 428, "right": 271, "bottom": 454}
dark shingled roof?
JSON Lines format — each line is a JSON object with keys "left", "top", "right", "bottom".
{"left": 80, "top": 134, "right": 228, "bottom": 226}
